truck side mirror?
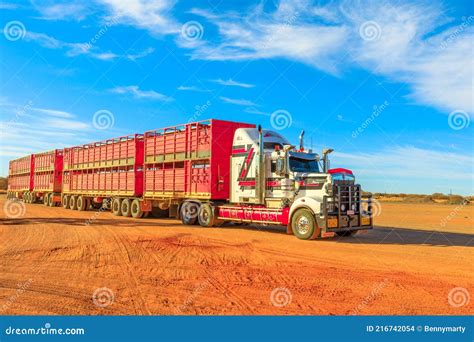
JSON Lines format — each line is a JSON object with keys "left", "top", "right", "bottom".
{"left": 276, "top": 158, "right": 285, "bottom": 176}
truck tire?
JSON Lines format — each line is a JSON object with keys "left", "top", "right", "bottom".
{"left": 121, "top": 199, "right": 132, "bottom": 217}
{"left": 69, "top": 196, "right": 78, "bottom": 210}
{"left": 62, "top": 195, "right": 69, "bottom": 209}
{"left": 131, "top": 199, "right": 143, "bottom": 218}
{"left": 43, "top": 194, "right": 49, "bottom": 206}
{"left": 47, "top": 193, "right": 54, "bottom": 207}
{"left": 77, "top": 196, "right": 87, "bottom": 211}
{"left": 180, "top": 202, "right": 199, "bottom": 225}
{"left": 291, "top": 208, "right": 320, "bottom": 240}
{"left": 30, "top": 193, "right": 36, "bottom": 204}
{"left": 112, "top": 198, "right": 122, "bottom": 216}
{"left": 25, "top": 192, "right": 31, "bottom": 203}
{"left": 198, "top": 203, "right": 217, "bottom": 227}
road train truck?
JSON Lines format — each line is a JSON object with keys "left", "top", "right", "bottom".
{"left": 7, "top": 119, "right": 373, "bottom": 239}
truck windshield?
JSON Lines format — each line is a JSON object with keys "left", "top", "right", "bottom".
{"left": 289, "top": 157, "right": 320, "bottom": 173}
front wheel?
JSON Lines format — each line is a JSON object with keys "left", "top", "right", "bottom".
{"left": 291, "top": 208, "right": 320, "bottom": 240}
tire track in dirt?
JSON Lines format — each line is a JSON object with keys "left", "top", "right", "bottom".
{"left": 101, "top": 225, "right": 151, "bottom": 315}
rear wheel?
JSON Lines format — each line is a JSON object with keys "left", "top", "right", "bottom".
{"left": 180, "top": 202, "right": 199, "bottom": 225}
{"left": 131, "top": 199, "right": 143, "bottom": 218}
{"left": 30, "top": 193, "right": 36, "bottom": 203}
{"left": 77, "top": 196, "right": 88, "bottom": 211}
{"left": 121, "top": 199, "right": 132, "bottom": 217}
{"left": 291, "top": 208, "right": 319, "bottom": 240}
{"left": 69, "top": 196, "right": 78, "bottom": 210}
{"left": 198, "top": 203, "right": 217, "bottom": 227}
{"left": 43, "top": 193, "right": 49, "bottom": 206}
{"left": 62, "top": 195, "right": 69, "bottom": 209}
{"left": 47, "top": 193, "right": 54, "bottom": 207}
{"left": 112, "top": 198, "right": 122, "bottom": 216}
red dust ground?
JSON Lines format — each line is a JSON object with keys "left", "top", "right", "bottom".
{"left": 0, "top": 196, "right": 472, "bottom": 315}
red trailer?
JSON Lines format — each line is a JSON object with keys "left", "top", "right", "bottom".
{"left": 7, "top": 154, "right": 34, "bottom": 202}
{"left": 140, "top": 119, "right": 254, "bottom": 218}
{"left": 59, "top": 119, "right": 253, "bottom": 218}
{"left": 31, "top": 149, "right": 64, "bottom": 206}
{"left": 61, "top": 134, "right": 144, "bottom": 211}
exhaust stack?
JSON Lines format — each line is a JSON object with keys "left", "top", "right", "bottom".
{"left": 256, "top": 125, "right": 265, "bottom": 204}
{"left": 299, "top": 130, "right": 305, "bottom": 150}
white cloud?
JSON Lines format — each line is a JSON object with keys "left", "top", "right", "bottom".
{"left": 212, "top": 78, "right": 255, "bottom": 88}
{"left": 0, "top": 2, "right": 17, "bottom": 10}
{"left": 188, "top": 1, "right": 348, "bottom": 74}
{"left": 98, "top": 0, "right": 179, "bottom": 35}
{"left": 110, "top": 85, "right": 173, "bottom": 101}
{"left": 30, "top": 107, "right": 75, "bottom": 118}
{"left": 32, "top": 1, "right": 91, "bottom": 21}
{"left": 24, "top": 31, "right": 154, "bottom": 61}
{"left": 220, "top": 96, "right": 257, "bottom": 107}
{"left": 186, "top": 0, "right": 473, "bottom": 115}
{"left": 177, "top": 85, "right": 210, "bottom": 92}
{"left": 334, "top": 146, "right": 473, "bottom": 181}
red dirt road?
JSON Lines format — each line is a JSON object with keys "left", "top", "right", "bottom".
{"left": 0, "top": 196, "right": 472, "bottom": 315}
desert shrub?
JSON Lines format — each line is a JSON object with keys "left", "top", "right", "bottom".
{"left": 0, "top": 177, "right": 7, "bottom": 190}
{"left": 403, "top": 195, "right": 434, "bottom": 203}
{"left": 432, "top": 192, "right": 448, "bottom": 200}
{"left": 447, "top": 195, "right": 469, "bottom": 205}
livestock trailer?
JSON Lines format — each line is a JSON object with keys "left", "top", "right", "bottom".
{"left": 61, "top": 134, "right": 144, "bottom": 211}
{"left": 7, "top": 154, "right": 34, "bottom": 202}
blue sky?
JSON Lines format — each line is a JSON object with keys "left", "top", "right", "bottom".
{"left": 0, "top": 0, "right": 473, "bottom": 195}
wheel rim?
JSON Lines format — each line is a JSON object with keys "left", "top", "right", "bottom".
{"left": 296, "top": 215, "right": 310, "bottom": 235}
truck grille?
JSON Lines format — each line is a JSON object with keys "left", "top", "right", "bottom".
{"left": 326, "top": 182, "right": 361, "bottom": 215}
